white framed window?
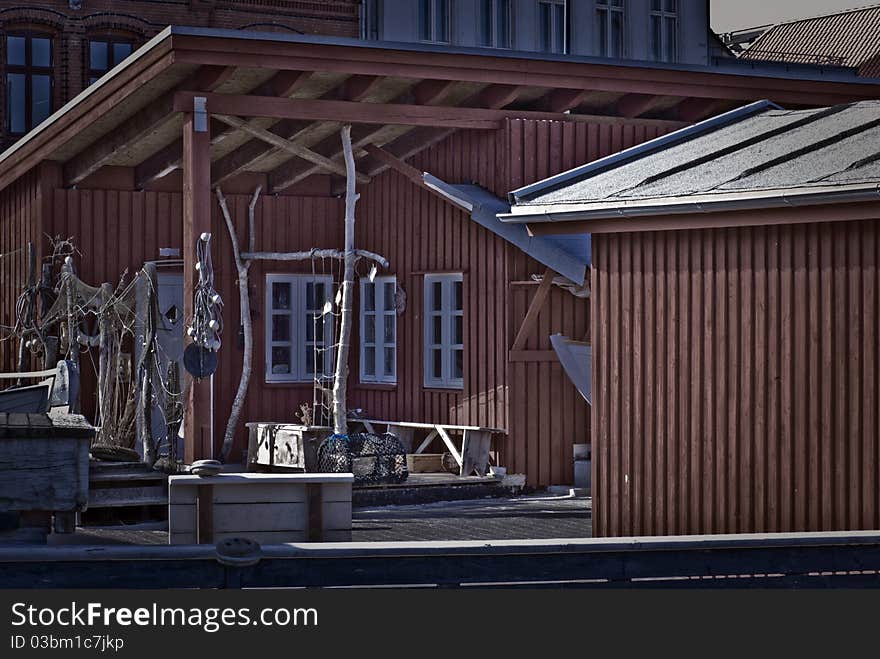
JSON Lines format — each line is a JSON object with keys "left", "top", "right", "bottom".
{"left": 265, "top": 274, "right": 334, "bottom": 382}
{"left": 538, "top": 0, "right": 566, "bottom": 54}
{"left": 480, "top": 0, "right": 512, "bottom": 49}
{"left": 424, "top": 273, "right": 463, "bottom": 389}
{"left": 650, "top": 0, "right": 678, "bottom": 62}
{"left": 597, "top": 0, "right": 625, "bottom": 58}
{"left": 360, "top": 275, "right": 397, "bottom": 384}
{"left": 419, "top": 0, "right": 450, "bottom": 43}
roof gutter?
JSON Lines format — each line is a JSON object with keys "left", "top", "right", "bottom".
{"left": 500, "top": 184, "right": 880, "bottom": 225}
{"left": 508, "top": 99, "right": 781, "bottom": 205}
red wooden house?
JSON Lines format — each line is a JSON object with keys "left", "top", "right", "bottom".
{"left": 1, "top": 27, "right": 878, "bottom": 488}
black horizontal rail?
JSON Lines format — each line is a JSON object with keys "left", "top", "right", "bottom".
{"left": 1, "top": 531, "right": 880, "bottom": 589}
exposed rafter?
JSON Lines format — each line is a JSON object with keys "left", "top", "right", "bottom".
{"left": 63, "top": 66, "right": 234, "bottom": 187}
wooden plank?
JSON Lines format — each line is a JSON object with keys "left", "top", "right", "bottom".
{"left": 460, "top": 430, "right": 492, "bottom": 477}
{"left": 196, "top": 484, "right": 214, "bottom": 544}
{"left": 508, "top": 350, "right": 558, "bottom": 363}
{"left": 436, "top": 426, "right": 462, "bottom": 466}
{"left": 0, "top": 435, "right": 90, "bottom": 511}
{"left": 181, "top": 110, "right": 213, "bottom": 463}
{"left": 511, "top": 267, "right": 556, "bottom": 351}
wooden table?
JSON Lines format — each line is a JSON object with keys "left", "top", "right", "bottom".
{"left": 347, "top": 418, "right": 506, "bottom": 477}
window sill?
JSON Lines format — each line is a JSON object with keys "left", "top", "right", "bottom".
{"left": 355, "top": 383, "right": 398, "bottom": 391}
{"left": 422, "top": 385, "right": 465, "bottom": 393}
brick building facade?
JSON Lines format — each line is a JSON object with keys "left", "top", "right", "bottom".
{"left": 0, "top": 0, "right": 360, "bottom": 149}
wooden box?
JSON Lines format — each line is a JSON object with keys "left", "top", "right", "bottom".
{"left": 0, "top": 412, "right": 93, "bottom": 512}
{"left": 245, "top": 423, "right": 331, "bottom": 472}
{"left": 168, "top": 472, "right": 353, "bottom": 545}
{"left": 406, "top": 453, "right": 444, "bottom": 473}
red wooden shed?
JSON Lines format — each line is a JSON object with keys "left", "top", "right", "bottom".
{"left": 1, "top": 27, "right": 878, "bottom": 489}
{"left": 506, "top": 99, "right": 880, "bottom": 534}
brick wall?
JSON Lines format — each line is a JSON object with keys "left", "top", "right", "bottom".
{"left": 0, "top": 0, "right": 360, "bottom": 149}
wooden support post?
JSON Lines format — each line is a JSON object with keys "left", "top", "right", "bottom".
{"left": 196, "top": 484, "right": 214, "bottom": 545}
{"left": 182, "top": 103, "right": 213, "bottom": 464}
{"left": 511, "top": 267, "right": 556, "bottom": 351}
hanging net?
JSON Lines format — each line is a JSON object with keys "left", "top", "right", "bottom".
{"left": 317, "top": 432, "right": 408, "bottom": 485}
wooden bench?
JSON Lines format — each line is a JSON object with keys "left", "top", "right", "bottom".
{"left": 347, "top": 419, "right": 507, "bottom": 477}
{"left": 168, "top": 473, "right": 353, "bottom": 545}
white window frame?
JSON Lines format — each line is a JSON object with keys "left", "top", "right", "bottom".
{"left": 650, "top": 0, "right": 678, "bottom": 63}
{"left": 360, "top": 275, "right": 397, "bottom": 384}
{"left": 480, "top": 0, "right": 513, "bottom": 49}
{"left": 419, "top": 0, "right": 451, "bottom": 44}
{"left": 424, "top": 273, "right": 464, "bottom": 390}
{"left": 596, "top": 0, "right": 625, "bottom": 58}
{"left": 537, "top": 0, "right": 567, "bottom": 54}
{"left": 265, "top": 274, "right": 335, "bottom": 383}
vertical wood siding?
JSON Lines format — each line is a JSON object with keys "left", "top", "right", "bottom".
{"left": 0, "top": 171, "right": 40, "bottom": 373}
{"left": 592, "top": 220, "right": 880, "bottom": 537}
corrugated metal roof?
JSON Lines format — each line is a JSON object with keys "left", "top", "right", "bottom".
{"left": 422, "top": 174, "right": 590, "bottom": 284}
{"left": 741, "top": 4, "right": 880, "bottom": 78}
{"left": 506, "top": 100, "right": 880, "bottom": 214}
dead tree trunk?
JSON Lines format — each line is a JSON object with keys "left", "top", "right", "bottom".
{"left": 217, "top": 185, "right": 261, "bottom": 462}
{"left": 332, "top": 125, "right": 359, "bottom": 436}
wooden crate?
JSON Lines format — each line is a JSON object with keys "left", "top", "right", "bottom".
{"left": 245, "top": 423, "right": 331, "bottom": 472}
{"left": 406, "top": 453, "right": 444, "bottom": 473}
{"left": 0, "top": 412, "right": 93, "bottom": 512}
{"left": 168, "top": 473, "right": 353, "bottom": 545}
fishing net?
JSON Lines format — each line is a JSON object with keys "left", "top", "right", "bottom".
{"left": 316, "top": 432, "right": 408, "bottom": 485}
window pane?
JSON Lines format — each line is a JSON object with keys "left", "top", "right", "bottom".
{"left": 539, "top": 4, "right": 551, "bottom": 52}
{"left": 32, "top": 37, "right": 51, "bottom": 67}
{"left": 553, "top": 4, "right": 565, "bottom": 54}
{"left": 432, "top": 315, "right": 442, "bottom": 344}
{"left": 664, "top": 0, "right": 677, "bottom": 11}
{"left": 453, "top": 280, "right": 463, "bottom": 311}
{"left": 435, "top": 0, "right": 448, "bottom": 42}
{"left": 480, "top": 0, "right": 492, "bottom": 46}
{"left": 611, "top": 11, "right": 623, "bottom": 58}
{"left": 651, "top": 15, "right": 662, "bottom": 60}
{"left": 306, "top": 314, "right": 315, "bottom": 342}
{"left": 6, "top": 73, "right": 25, "bottom": 134}
{"left": 305, "top": 346, "right": 316, "bottom": 374}
{"left": 364, "top": 347, "right": 375, "bottom": 376}
{"left": 651, "top": 0, "right": 661, "bottom": 10}
{"left": 6, "top": 36, "right": 25, "bottom": 66}
{"left": 597, "top": 8, "right": 608, "bottom": 55}
{"left": 112, "top": 42, "right": 132, "bottom": 65}
{"left": 664, "top": 17, "right": 676, "bottom": 62}
{"left": 432, "top": 281, "right": 442, "bottom": 311}
{"left": 384, "top": 347, "right": 394, "bottom": 377}
{"left": 90, "top": 41, "right": 108, "bottom": 71}
{"left": 383, "top": 282, "right": 395, "bottom": 311}
{"left": 433, "top": 349, "right": 443, "bottom": 379}
{"left": 364, "top": 316, "right": 375, "bottom": 343}
{"left": 419, "top": 0, "right": 432, "bottom": 40}
{"left": 452, "top": 315, "right": 463, "bottom": 345}
{"left": 363, "top": 283, "right": 375, "bottom": 311}
{"left": 384, "top": 315, "right": 395, "bottom": 343}
{"left": 271, "top": 346, "right": 291, "bottom": 374}
{"left": 272, "top": 282, "right": 291, "bottom": 310}
{"left": 32, "top": 74, "right": 51, "bottom": 126}
{"left": 272, "top": 314, "right": 290, "bottom": 342}
{"left": 453, "top": 349, "right": 463, "bottom": 379}
{"left": 497, "top": 0, "right": 510, "bottom": 48}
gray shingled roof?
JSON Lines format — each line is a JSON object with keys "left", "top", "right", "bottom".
{"left": 503, "top": 100, "right": 880, "bottom": 221}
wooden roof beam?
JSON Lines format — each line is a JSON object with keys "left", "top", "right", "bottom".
{"left": 268, "top": 78, "right": 470, "bottom": 192}
{"left": 542, "top": 88, "right": 591, "bottom": 113}
{"left": 63, "top": 65, "right": 234, "bottom": 187}
{"left": 675, "top": 97, "right": 734, "bottom": 122}
{"left": 213, "top": 114, "right": 369, "bottom": 184}
{"left": 616, "top": 93, "right": 665, "bottom": 118}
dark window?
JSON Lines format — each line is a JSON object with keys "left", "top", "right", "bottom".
{"left": 538, "top": 0, "right": 566, "bottom": 54}
{"left": 5, "top": 33, "right": 53, "bottom": 135}
{"left": 419, "top": 0, "right": 450, "bottom": 43}
{"left": 650, "top": 0, "right": 677, "bottom": 62}
{"left": 87, "top": 38, "right": 133, "bottom": 85}
{"left": 480, "top": 0, "right": 512, "bottom": 49}
{"left": 597, "top": 0, "right": 625, "bottom": 58}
